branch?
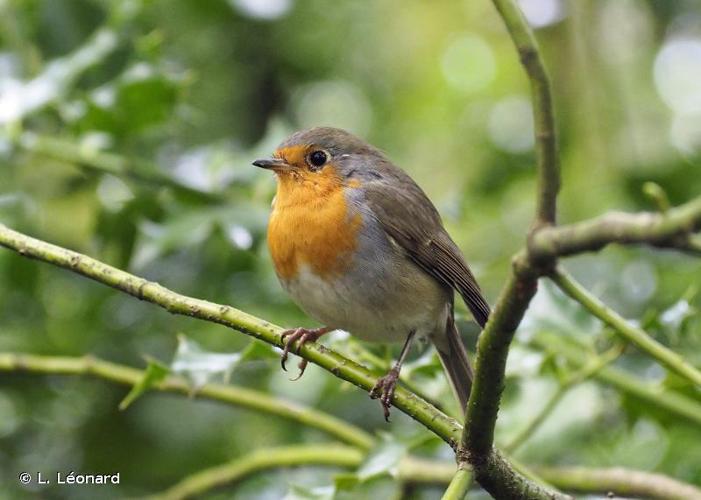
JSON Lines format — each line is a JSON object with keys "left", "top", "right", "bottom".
{"left": 0, "top": 351, "right": 566, "bottom": 499}
{"left": 530, "top": 196, "right": 701, "bottom": 260}
{"left": 144, "top": 444, "right": 701, "bottom": 500}
{"left": 506, "top": 344, "right": 623, "bottom": 453}
{"left": 441, "top": 466, "right": 472, "bottom": 500}
{"left": 463, "top": 256, "right": 536, "bottom": 456}
{"left": 454, "top": 0, "right": 563, "bottom": 496}
{"left": 504, "top": 384, "right": 567, "bottom": 454}
{"left": 534, "top": 466, "right": 701, "bottom": 500}
{"left": 459, "top": 255, "right": 569, "bottom": 498}
{"left": 530, "top": 331, "right": 701, "bottom": 427}
{"left": 0, "top": 352, "right": 374, "bottom": 451}
{"left": 0, "top": 224, "right": 463, "bottom": 445}
{"left": 143, "top": 445, "right": 364, "bottom": 500}
{"left": 550, "top": 268, "right": 701, "bottom": 386}
{"left": 490, "top": 0, "right": 559, "bottom": 226}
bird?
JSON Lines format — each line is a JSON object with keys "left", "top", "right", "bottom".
{"left": 253, "top": 127, "right": 490, "bottom": 420}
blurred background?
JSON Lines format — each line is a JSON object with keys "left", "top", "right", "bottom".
{"left": 1, "top": 0, "right": 700, "bottom": 498}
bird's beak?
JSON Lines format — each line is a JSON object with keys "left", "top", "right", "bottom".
{"left": 252, "top": 158, "right": 292, "bottom": 172}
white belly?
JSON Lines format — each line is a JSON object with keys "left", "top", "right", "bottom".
{"left": 281, "top": 255, "right": 449, "bottom": 343}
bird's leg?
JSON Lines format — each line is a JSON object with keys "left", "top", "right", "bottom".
{"left": 280, "top": 326, "right": 332, "bottom": 378}
{"left": 370, "top": 330, "right": 417, "bottom": 422}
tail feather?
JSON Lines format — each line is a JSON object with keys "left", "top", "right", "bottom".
{"left": 434, "top": 315, "right": 473, "bottom": 415}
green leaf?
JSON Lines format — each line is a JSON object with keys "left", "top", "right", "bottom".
{"left": 0, "top": 28, "right": 119, "bottom": 124}
{"left": 333, "top": 474, "right": 360, "bottom": 492}
{"left": 131, "top": 204, "right": 268, "bottom": 267}
{"left": 77, "top": 62, "right": 183, "bottom": 136}
{"left": 119, "top": 357, "right": 170, "bottom": 410}
{"left": 521, "top": 281, "right": 599, "bottom": 339}
{"left": 403, "top": 348, "right": 443, "bottom": 378}
{"left": 170, "top": 334, "right": 243, "bottom": 389}
{"left": 356, "top": 433, "right": 408, "bottom": 481}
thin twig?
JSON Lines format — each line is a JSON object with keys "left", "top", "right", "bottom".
{"left": 142, "top": 445, "right": 364, "bottom": 500}
{"left": 530, "top": 331, "right": 701, "bottom": 426}
{"left": 142, "top": 444, "right": 701, "bottom": 500}
{"left": 0, "top": 352, "right": 374, "bottom": 450}
{"left": 505, "top": 344, "right": 624, "bottom": 453}
{"left": 550, "top": 268, "right": 701, "bottom": 386}
{"left": 490, "top": 0, "right": 560, "bottom": 226}
{"left": 441, "top": 466, "right": 472, "bottom": 500}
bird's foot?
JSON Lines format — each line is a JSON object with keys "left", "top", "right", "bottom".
{"left": 280, "top": 326, "right": 331, "bottom": 379}
{"left": 370, "top": 367, "right": 400, "bottom": 422}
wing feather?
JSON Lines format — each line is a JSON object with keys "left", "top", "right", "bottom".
{"left": 362, "top": 167, "right": 490, "bottom": 327}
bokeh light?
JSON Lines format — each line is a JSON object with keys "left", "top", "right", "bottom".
{"left": 487, "top": 95, "right": 534, "bottom": 153}
{"left": 293, "top": 80, "right": 372, "bottom": 136}
{"left": 654, "top": 37, "right": 701, "bottom": 115}
{"left": 228, "top": 0, "right": 293, "bottom": 20}
{"left": 654, "top": 36, "right": 701, "bottom": 154}
{"left": 518, "top": 0, "right": 565, "bottom": 29}
{"left": 441, "top": 34, "right": 496, "bottom": 93}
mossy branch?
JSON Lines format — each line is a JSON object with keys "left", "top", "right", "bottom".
{"left": 530, "top": 196, "right": 701, "bottom": 260}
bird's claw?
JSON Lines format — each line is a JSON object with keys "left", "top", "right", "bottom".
{"left": 279, "top": 327, "right": 327, "bottom": 378}
{"left": 370, "top": 368, "right": 400, "bottom": 422}
{"left": 290, "top": 359, "right": 308, "bottom": 381}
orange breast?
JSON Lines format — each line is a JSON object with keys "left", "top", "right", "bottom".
{"left": 268, "top": 168, "right": 361, "bottom": 281}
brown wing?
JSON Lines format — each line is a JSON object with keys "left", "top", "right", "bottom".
{"left": 362, "top": 166, "right": 491, "bottom": 327}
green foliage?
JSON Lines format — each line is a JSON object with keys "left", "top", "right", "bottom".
{"left": 1, "top": 0, "right": 700, "bottom": 498}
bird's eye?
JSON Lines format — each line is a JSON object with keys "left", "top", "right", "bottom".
{"left": 308, "top": 150, "right": 328, "bottom": 170}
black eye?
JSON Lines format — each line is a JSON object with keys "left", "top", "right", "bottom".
{"left": 308, "top": 150, "right": 328, "bottom": 169}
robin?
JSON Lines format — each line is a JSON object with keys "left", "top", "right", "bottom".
{"left": 253, "top": 127, "right": 490, "bottom": 420}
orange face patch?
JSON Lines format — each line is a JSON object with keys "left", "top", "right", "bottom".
{"left": 274, "top": 145, "right": 308, "bottom": 168}
{"left": 267, "top": 149, "right": 361, "bottom": 281}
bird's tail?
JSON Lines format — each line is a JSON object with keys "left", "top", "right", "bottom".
{"left": 434, "top": 314, "right": 473, "bottom": 415}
